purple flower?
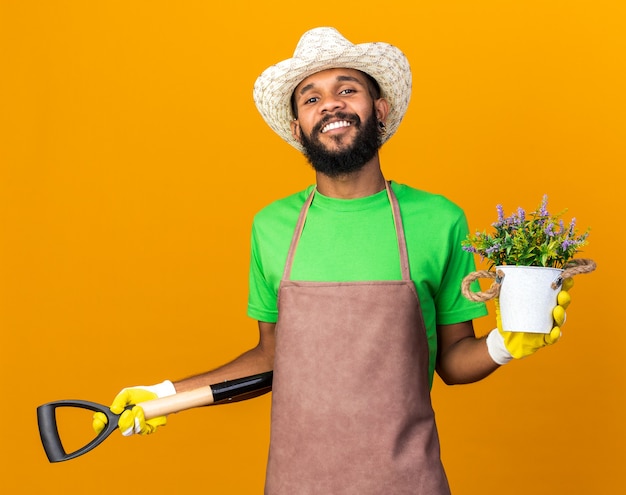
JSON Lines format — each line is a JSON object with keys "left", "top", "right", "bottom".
{"left": 496, "top": 204, "right": 505, "bottom": 223}
{"left": 539, "top": 194, "right": 549, "bottom": 217}
{"left": 492, "top": 205, "right": 505, "bottom": 228}
{"left": 568, "top": 217, "right": 577, "bottom": 235}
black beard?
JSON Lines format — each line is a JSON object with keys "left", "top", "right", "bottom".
{"left": 299, "top": 109, "right": 381, "bottom": 178}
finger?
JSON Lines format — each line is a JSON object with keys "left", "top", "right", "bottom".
{"left": 562, "top": 277, "right": 574, "bottom": 291}
{"left": 110, "top": 389, "right": 132, "bottom": 414}
{"left": 145, "top": 416, "right": 167, "bottom": 434}
{"left": 92, "top": 412, "right": 108, "bottom": 434}
{"left": 557, "top": 290, "right": 571, "bottom": 309}
{"left": 119, "top": 409, "right": 136, "bottom": 436}
{"left": 545, "top": 326, "right": 562, "bottom": 345}
{"left": 553, "top": 305, "right": 566, "bottom": 327}
{"left": 132, "top": 406, "right": 149, "bottom": 435}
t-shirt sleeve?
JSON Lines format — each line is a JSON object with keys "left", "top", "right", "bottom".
{"left": 247, "top": 220, "right": 279, "bottom": 323}
{"left": 435, "top": 210, "right": 488, "bottom": 325}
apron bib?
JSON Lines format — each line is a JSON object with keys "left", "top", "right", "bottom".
{"left": 265, "top": 183, "right": 450, "bottom": 495}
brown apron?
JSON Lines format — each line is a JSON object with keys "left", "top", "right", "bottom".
{"left": 265, "top": 182, "right": 450, "bottom": 495}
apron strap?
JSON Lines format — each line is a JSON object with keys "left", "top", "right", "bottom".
{"left": 385, "top": 181, "right": 412, "bottom": 281}
{"left": 282, "top": 187, "right": 316, "bottom": 281}
{"left": 282, "top": 182, "right": 411, "bottom": 281}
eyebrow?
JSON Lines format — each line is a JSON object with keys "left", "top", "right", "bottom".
{"left": 297, "top": 75, "right": 364, "bottom": 96}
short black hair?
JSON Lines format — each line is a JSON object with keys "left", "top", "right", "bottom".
{"left": 290, "top": 70, "right": 382, "bottom": 119}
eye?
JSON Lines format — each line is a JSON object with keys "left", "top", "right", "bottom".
{"left": 304, "top": 96, "right": 319, "bottom": 105}
{"left": 339, "top": 88, "right": 356, "bottom": 95}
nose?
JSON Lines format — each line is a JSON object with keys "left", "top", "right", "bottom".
{"left": 319, "top": 93, "right": 344, "bottom": 113}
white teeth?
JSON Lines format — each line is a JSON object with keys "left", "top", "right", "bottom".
{"left": 321, "top": 120, "right": 351, "bottom": 133}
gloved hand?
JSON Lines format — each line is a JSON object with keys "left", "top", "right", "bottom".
{"left": 92, "top": 380, "right": 176, "bottom": 436}
{"left": 486, "top": 278, "right": 574, "bottom": 365}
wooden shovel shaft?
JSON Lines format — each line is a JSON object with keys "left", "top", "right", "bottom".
{"left": 137, "top": 370, "right": 273, "bottom": 419}
{"left": 139, "top": 386, "right": 215, "bottom": 419}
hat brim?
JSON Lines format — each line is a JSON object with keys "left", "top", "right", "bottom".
{"left": 253, "top": 37, "right": 412, "bottom": 152}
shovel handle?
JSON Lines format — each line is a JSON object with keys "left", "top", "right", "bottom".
{"left": 37, "top": 371, "right": 273, "bottom": 463}
{"left": 139, "top": 385, "right": 215, "bottom": 418}
{"left": 140, "top": 370, "right": 273, "bottom": 418}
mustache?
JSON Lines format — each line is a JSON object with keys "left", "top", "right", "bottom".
{"left": 312, "top": 112, "right": 361, "bottom": 135}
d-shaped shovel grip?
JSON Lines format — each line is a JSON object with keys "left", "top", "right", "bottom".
{"left": 37, "top": 399, "right": 125, "bottom": 463}
{"left": 37, "top": 371, "right": 273, "bottom": 463}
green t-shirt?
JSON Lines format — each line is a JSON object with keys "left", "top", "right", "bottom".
{"left": 247, "top": 181, "right": 487, "bottom": 384}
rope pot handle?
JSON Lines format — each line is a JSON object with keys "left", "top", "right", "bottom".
{"left": 461, "top": 269, "right": 505, "bottom": 303}
{"left": 551, "top": 258, "right": 597, "bottom": 289}
{"left": 460, "top": 258, "right": 597, "bottom": 303}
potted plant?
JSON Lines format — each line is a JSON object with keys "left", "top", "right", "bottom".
{"left": 461, "top": 195, "right": 596, "bottom": 333}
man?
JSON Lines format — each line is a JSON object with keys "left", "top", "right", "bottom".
{"left": 94, "top": 27, "right": 568, "bottom": 494}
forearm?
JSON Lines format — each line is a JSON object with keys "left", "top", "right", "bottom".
{"left": 174, "top": 348, "right": 273, "bottom": 393}
{"left": 97, "top": 323, "right": 275, "bottom": 438}
{"left": 174, "top": 321, "right": 275, "bottom": 393}
{"left": 436, "top": 334, "right": 500, "bottom": 385}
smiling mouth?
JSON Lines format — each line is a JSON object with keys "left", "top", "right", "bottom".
{"left": 321, "top": 120, "right": 352, "bottom": 134}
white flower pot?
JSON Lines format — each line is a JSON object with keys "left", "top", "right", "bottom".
{"left": 496, "top": 265, "right": 563, "bottom": 334}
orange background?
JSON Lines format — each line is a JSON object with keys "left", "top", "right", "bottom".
{"left": 1, "top": 1, "right": 624, "bottom": 493}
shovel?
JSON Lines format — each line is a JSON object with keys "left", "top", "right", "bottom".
{"left": 37, "top": 371, "right": 273, "bottom": 463}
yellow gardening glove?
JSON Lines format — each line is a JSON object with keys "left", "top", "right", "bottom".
{"left": 486, "top": 278, "right": 573, "bottom": 364}
{"left": 92, "top": 380, "right": 176, "bottom": 436}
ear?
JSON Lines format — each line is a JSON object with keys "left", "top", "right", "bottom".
{"left": 290, "top": 120, "right": 302, "bottom": 144}
{"left": 374, "top": 98, "right": 390, "bottom": 124}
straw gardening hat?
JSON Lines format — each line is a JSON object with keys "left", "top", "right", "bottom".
{"left": 253, "top": 27, "right": 412, "bottom": 152}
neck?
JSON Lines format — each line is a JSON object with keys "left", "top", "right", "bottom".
{"left": 315, "top": 155, "right": 386, "bottom": 199}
